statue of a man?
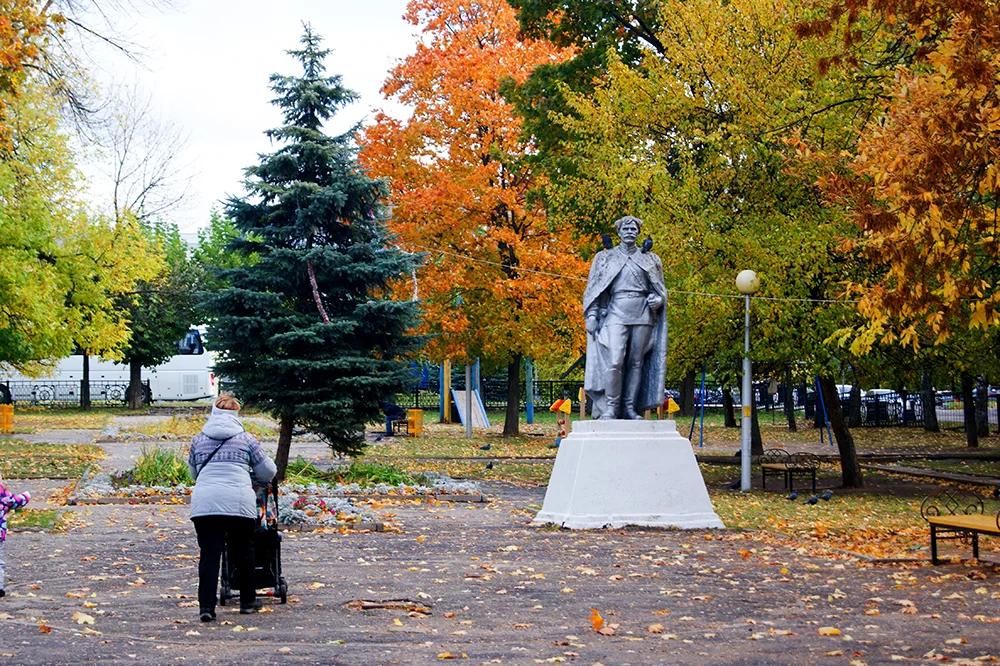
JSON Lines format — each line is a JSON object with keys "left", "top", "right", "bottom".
{"left": 583, "top": 215, "right": 667, "bottom": 419}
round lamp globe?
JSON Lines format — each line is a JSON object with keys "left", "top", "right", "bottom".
{"left": 735, "top": 269, "right": 759, "bottom": 295}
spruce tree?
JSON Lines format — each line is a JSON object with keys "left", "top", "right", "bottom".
{"left": 203, "top": 26, "right": 422, "bottom": 477}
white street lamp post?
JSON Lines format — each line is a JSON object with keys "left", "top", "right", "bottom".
{"left": 735, "top": 269, "right": 759, "bottom": 491}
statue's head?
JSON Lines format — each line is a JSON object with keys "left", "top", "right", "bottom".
{"left": 613, "top": 215, "right": 642, "bottom": 245}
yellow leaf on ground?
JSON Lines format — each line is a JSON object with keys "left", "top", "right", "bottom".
{"left": 71, "top": 612, "right": 95, "bottom": 625}
{"left": 589, "top": 608, "right": 604, "bottom": 631}
{"left": 818, "top": 627, "right": 840, "bottom": 636}
{"left": 648, "top": 623, "right": 663, "bottom": 634}
{"left": 393, "top": 618, "right": 404, "bottom": 626}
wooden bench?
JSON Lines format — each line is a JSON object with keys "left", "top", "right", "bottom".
{"left": 759, "top": 449, "right": 819, "bottom": 493}
{"left": 390, "top": 416, "right": 408, "bottom": 436}
{"left": 921, "top": 488, "right": 1000, "bottom": 564}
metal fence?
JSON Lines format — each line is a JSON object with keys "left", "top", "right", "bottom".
{"left": 0, "top": 380, "right": 150, "bottom": 408}
{"left": 396, "top": 374, "right": 999, "bottom": 431}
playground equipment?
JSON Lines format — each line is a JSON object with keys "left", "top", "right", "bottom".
{"left": 550, "top": 398, "right": 572, "bottom": 447}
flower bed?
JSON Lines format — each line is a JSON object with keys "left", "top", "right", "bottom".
{"left": 69, "top": 468, "right": 481, "bottom": 528}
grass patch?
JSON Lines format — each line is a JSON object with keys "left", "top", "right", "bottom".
{"left": 708, "top": 488, "right": 935, "bottom": 559}
{"left": 9, "top": 407, "right": 126, "bottom": 433}
{"left": 131, "top": 415, "right": 277, "bottom": 439}
{"left": 0, "top": 441, "right": 104, "bottom": 478}
{"left": 285, "top": 457, "right": 428, "bottom": 487}
{"left": 8, "top": 508, "right": 69, "bottom": 531}
{"left": 111, "top": 445, "right": 192, "bottom": 488}
{"left": 903, "top": 459, "right": 1000, "bottom": 477}
{"left": 361, "top": 420, "right": 558, "bottom": 483}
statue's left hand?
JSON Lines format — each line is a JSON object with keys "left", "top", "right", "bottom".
{"left": 647, "top": 293, "right": 664, "bottom": 310}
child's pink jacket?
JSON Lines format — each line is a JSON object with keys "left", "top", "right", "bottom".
{"left": 0, "top": 483, "right": 30, "bottom": 541}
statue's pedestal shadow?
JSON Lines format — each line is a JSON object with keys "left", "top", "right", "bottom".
{"left": 533, "top": 420, "right": 725, "bottom": 530}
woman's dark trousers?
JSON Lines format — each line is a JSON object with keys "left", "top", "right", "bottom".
{"left": 193, "top": 515, "right": 256, "bottom": 610}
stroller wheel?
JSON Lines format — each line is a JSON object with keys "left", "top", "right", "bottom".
{"left": 279, "top": 579, "right": 288, "bottom": 604}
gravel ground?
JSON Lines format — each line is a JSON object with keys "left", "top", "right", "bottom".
{"left": 1, "top": 483, "right": 1000, "bottom": 665}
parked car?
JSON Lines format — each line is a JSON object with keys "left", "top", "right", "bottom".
{"left": 860, "top": 389, "right": 925, "bottom": 424}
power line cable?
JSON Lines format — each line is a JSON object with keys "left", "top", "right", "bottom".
{"left": 406, "top": 242, "right": 860, "bottom": 305}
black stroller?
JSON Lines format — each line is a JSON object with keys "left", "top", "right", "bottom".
{"left": 219, "top": 479, "right": 289, "bottom": 605}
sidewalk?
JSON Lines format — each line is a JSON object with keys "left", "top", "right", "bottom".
{"left": 1, "top": 482, "right": 999, "bottom": 665}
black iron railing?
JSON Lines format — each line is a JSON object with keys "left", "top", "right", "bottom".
{"left": 1, "top": 380, "right": 150, "bottom": 407}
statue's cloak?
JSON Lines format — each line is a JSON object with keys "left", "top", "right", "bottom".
{"left": 583, "top": 246, "right": 668, "bottom": 418}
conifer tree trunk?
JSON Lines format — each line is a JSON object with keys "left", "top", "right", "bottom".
{"left": 783, "top": 368, "right": 796, "bottom": 432}
{"left": 722, "top": 387, "right": 737, "bottom": 428}
{"left": 127, "top": 359, "right": 144, "bottom": 410}
{"left": 921, "top": 365, "right": 939, "bottom": 432}
{"left": 819, "top": 375, "right": 864, "bottom": 488}
{"left": 275, "top": 413, "right": 294, "bottom": 482}
{"left": 962, "top": 373, "right": 979, "bottom": 448}
{"left": 503, "top": 353, "right": 522, "bottom": 437}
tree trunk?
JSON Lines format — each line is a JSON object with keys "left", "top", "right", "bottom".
{"left": 962, "top": 373, "right": 979, "bottom": 448}
{"left": 127, "top": 359, "right": 144, "bottom": 409}
{"left": 818, "top": 375, "right": 864, "bottom": 488}
{"left": 750, "top": 394, "right": 763, "bottom": 456}
{"left": 921, "top": 365, "right": 939, "bottom": 432}
{"left": 680, "top": 370, "right": 696, "bottom": 417}
{"left": 275, "top": 412, "right": 294, "bottom": 482}
{"left": 783, "top": 368, "right": 796, "bottom": 432}
{"left": 503, "top": 353, "right": 522, "bottom": 437}
{"left": 722, "top": 387, "right": 737, "bottom": 428}
{"left": 848, "top": 385, "right": 862, "bottom": 428}
{"left": 81, "top": 353, "right": 91, "bottom": 410}
{"left": 976, "top": 376, "right": 989, "bottom": 437}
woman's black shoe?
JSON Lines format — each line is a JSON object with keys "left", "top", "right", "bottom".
{"left": 239, "top": 599, "right": 263, "bottom": 614}
{"left": 199, "top": 608, "right": 216, "bottom": 622}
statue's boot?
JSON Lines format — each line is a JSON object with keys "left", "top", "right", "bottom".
{"left": 623, "top": 367, "right": 644, "bottom": 420}
{"left": 600, "top": 369, "right": 622, "bottom": 419}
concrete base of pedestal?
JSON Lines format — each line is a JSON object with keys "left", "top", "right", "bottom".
{"left": 533, "top": 420, "right": 725, "bottom": 530}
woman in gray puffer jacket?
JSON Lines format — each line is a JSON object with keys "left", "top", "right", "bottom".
{"left": 188, "top": 395, "right": 277, "bottom": 622}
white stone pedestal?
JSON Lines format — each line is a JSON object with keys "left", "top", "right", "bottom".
{"left": 533, "top": 420, "right": 725, "bottom": 530}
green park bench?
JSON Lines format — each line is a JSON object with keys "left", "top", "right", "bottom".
{"left": 759, "top": 448, "right": 819, "bottom": 493}
{"left": 921, "top": 488, "right": 1000, "bottom": 565}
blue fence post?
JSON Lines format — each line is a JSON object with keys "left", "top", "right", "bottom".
{"left": 439, "top": 364, "right": 446, "bottom": 422}
{"left": 815, "top": 377, "right": 834, "bottom": 445}
{"left": 525, "top": 358, "right": 534, "bottom": 424}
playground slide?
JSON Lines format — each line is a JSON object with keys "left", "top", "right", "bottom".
{"left": 451, "top": 389, "right": 491, "bottom": 429}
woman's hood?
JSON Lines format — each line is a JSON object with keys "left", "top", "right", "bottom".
{"left": 201, "top": 405, "right": 245, "bottom": 440}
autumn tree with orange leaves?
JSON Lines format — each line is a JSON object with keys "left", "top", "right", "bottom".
{"left": 800, "top": 1, "right": 1000, "bottom": 354}
{"left": 0, "top": 0, "right": 55, "bottom": 147}
{"left": 360, "top": 0, "right": 586, "bottom": 437}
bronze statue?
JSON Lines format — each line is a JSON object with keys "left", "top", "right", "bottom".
{"left": 583, "top": 216, "right": 667, "bottom": 419}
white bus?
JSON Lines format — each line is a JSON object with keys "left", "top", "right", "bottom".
{"left": 0, "top": 328, "right": 219, "bottom": 404}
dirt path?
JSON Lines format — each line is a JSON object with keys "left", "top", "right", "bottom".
{"left": 1, "top": 482, "right": 999, "bottom": 665}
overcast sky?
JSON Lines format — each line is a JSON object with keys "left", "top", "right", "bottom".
{"left": 83, "top": 0, "right": 417, "bottom": 233}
